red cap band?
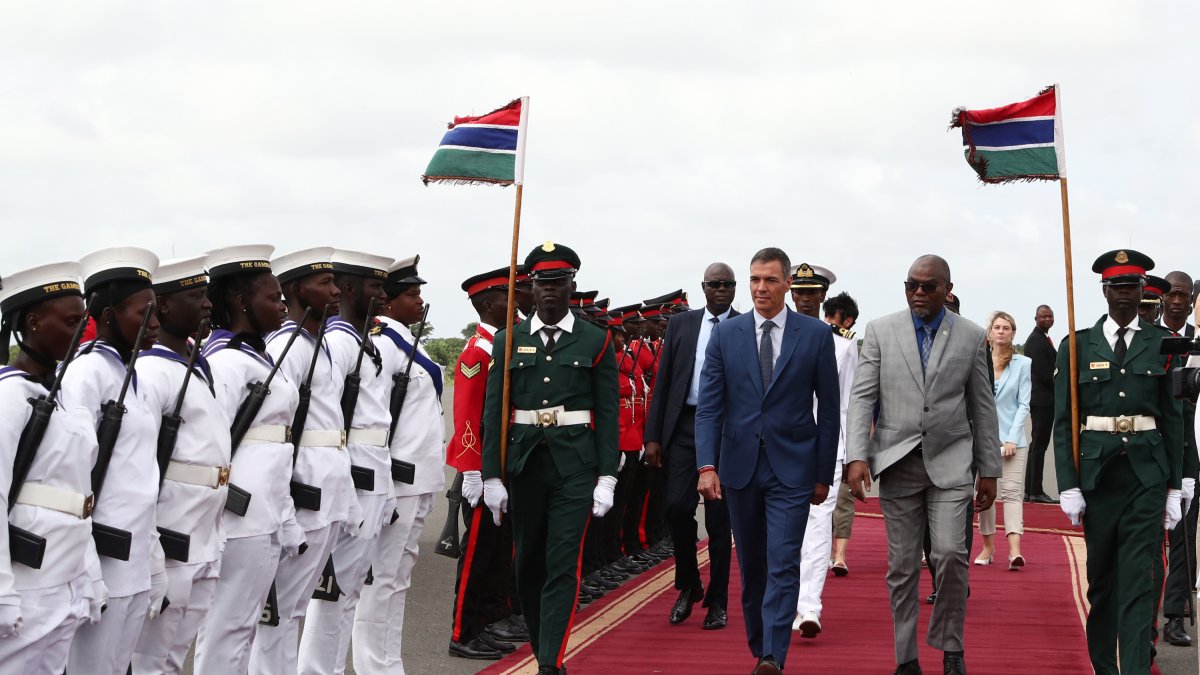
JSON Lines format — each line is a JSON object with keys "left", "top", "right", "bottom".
{"left": 1101, "top": 265, "right": 1146, "bottom": 280}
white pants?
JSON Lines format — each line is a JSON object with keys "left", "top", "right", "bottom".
{"left": 298, "top": 494, "right": 389, "bottom": 675}
{"left": 68, "top": 590, "right": 149, "bottom": 675}
{"left": 0, "top": 573, "right": 89, "bottom": 675}
{"left": 796, "top": 461, "right": 842, "bottom": 618}
{"left": 249, "top": 522, "right": 337, "bottom": 675}
{"left": 195, "top": 533, "right": 281, "bottom": 675}
{"left": 352, "top": 493, "right": 434, "bottom": 675}
{"left": 132, "top": 559, "right": 220, "bottom": 675}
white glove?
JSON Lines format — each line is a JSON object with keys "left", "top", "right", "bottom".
{"left": 148, "top": 567, "right": 168, "bottom": 619}
{"left": 483, "top": 478, "right": 508, "bottom": 526}
{"left": 83, "top": 554, "right": 108, "bottom": 624}
{"left": 1165, "top": 489, "right": 1183, "bottom": 531}
{"left": 618, "top": 453, "right": 627, "bottom": 472}
{"left": 344, "top": 517, "right": 365, "bottom": 539}
{"left": 280, "top": 514, "right": 307, "bottom": 558}
{"left": 0, "top": 604, "right": 22, "bottom": 639}
{"left": 1059, "top": 487, "right": 1086, "bottom": 526}
{"left": 461, "top": 471, "right": 484, "bottom": 507}
{"left": 1183, "top": 478, "right": 1195, "bottom": 516}
{"left": 638, "top": 446, "right": 646, "bottom": 460}
{"left": 592, "top": 475, "right": 618, "bottom": 518}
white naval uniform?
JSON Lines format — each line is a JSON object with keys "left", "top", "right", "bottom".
{"left": 796, "top": 328, "right": 859, "bottom": 621}
{"left": 298, "top": 318, "right": 396, "bottom": 675}
{"left": 0, "top": 367, "right": 103, "bottom": 675}
{"left": 194, "top": 330, "right": 300, "bottom": 675}
{"left": 251, "top": 319, "right": 359, "bottom": 675}
{"left": 63, "top": 342, "right": 161, "bottom": 675}
{"left": 131, "top": 346, "right": 231, "bottom": 675}
{"left": 352, "top": 315, "right": 445, "bottom": 674}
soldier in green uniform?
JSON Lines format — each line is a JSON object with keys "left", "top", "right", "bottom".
{"left": 1053, "top": 249, "right": 1185, "bottom": 675}
{"left": 481, "top": 242, "right": 620, "bottom": 675}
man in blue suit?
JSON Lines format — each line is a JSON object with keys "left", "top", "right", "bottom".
{"left": 695, "top": 247, "right": 841, "bottom": 675}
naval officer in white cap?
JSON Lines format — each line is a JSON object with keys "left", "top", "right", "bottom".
{"left": 0, "top": 261, "right": 105, "bottom": 672}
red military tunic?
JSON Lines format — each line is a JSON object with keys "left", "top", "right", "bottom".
{"left": 446, "top": 323, "right": 495, "bottom": 473}
{"left": 616, "top": 347, "right": 646, "bottom": 451}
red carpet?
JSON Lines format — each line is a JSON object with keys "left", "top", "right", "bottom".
{"left": 481, "top": 515, "right": 1093, "bottom": 674}
{"left": 853, "top": 496, "right": 1084, "bottom": 537}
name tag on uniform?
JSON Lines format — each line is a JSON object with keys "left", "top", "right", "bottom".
{"left": 1089, "top": 361, "right": 1110, "bottom": 370}
{"left": 517, "top": 346, "right": 537, "bottom": 354}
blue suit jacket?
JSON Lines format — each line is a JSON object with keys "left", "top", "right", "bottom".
{"left": 994, "top": 353, "right": 1031, "bottom": 447}
{"left": 694, "top": 307, "right": 841, "bottom": 491}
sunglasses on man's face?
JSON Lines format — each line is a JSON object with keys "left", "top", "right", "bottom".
{"left": 903, "top": 280, "right": 940, "bottom": 294}
{"left": 703, "top": 280, "right": 736, "bottom": 289}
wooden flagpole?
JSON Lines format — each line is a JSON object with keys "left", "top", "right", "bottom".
{"left": 498, "top": 96, "right": 529, "bottom": 481}
{"left": 1060, "top": 176, "right": 1081, "bottom": 472}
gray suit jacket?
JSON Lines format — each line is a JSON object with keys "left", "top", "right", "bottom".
{"left": 845, "top": 309, "right": 1002, "bottom": 488}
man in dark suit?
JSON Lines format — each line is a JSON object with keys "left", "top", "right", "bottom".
{"left": 695, "top": 247, "right": 840, "bottom": 675}
{"left": 1023, "top": 304, "right": 1057, "bottom": 503}
{"left": 644, "top": 262, "right": 738, "bottom": 630}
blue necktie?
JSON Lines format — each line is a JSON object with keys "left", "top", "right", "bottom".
{"left": 759, "top": 320, "right": 776, "bottom": 389}
{"left": 920, "top": 324, "right": 934, "bottom": 372}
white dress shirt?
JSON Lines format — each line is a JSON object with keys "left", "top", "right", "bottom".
{"left": 688, "top": 307, "right": 732, "bottom": 405}
{"left": 754, "top": 305, "right": 787, "bottom": 372}
{"left": 529, "top": 310, "right": 576, "bottom": 346}
{"left": 1102, "top": 315, "right": 1141, "bottom": 352}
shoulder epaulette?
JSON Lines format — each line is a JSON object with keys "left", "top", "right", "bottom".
{"left": 831, "top": 323, "right": 855, "bottom": 340}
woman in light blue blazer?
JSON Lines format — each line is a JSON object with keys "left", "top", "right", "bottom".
{"left": 975, "top": 311, "right": 1032, "bottom": 570}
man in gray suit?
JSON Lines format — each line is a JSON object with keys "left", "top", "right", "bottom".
{"left": 844, "top": 255, "right": 1001, "bottom": 675}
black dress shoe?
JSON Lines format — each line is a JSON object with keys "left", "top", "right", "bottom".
{"left": 477, "top": 630, "right": 517, "bottom": 653}
{"left": 943, "top": 651, "right": 966, "bottom": 675}
{"left": 486, "top": 616, "right": 529, "bottom": 642}
{"left": 449, "top": 638, "right": 502, "bottom": 660}
{"left": 669, "top": 587, "right": 704, "bottom": 624}
{"left": 1164, "top": 617, "right": 1193, "bottom": 646}
{"left": 892, "top": 659, "right": 922, "bottom": 675}
{"left": 925, "top": 592, "right": 937, "bottom": 605}
{"left": 752, "top": 655, "right": 782, "bottom": 675}
{"left": 703, "top": 604, "right": 727, "bottom": 630}
{"left": 536, "top": 667, "right": 559, "bottom": 675}
{"left": 1031, "top": 493, "right": 1058, "bottom": 504}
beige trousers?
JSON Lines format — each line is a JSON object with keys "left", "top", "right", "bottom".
{"left": 978, "top": 444, "right": 1028, "bottom": 536}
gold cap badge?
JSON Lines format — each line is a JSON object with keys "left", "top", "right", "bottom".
{"left": 542, "top": 241, "right": 556, "bottom": 252}
{"left": 1115, "top": 251, "right": 1129, "bottom": 264}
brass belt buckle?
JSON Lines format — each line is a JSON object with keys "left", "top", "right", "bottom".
{"left": 340, "top": 430, "right": 348, "bottom": 448}
{"left": 1114, "top": 416, "right": 1133, "bottom": 433}
{"left": 284, "top": 426, "right": 293, "bottom": 444}
{"left": 82, "top": 494, "right": 95, "bottom": 518}
{"left": 538, "top": 410, "right": 557, "bottom": 427}
{"left": 217, "top": 466, "right": 231, "bottom": 487}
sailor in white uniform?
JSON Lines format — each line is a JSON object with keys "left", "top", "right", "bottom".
{"left": 251, "top": 248, "right": 359, "bottom": 675}
{"left": 0, "top": 261, "right": 105, "bottom": 674}
{"left": 789, "top": 265, "right": 859, "bottom": 638}
{"left": 298, "top": 249, "right": 394, "bottom": 674}
{"left": 193, "top": 245, "right": 302, "bottom": 675}
{"left": 353, "top": 256, "right": 446, "bottom": 674}
{"left": 131, "top": 256, "right": 232, "bottom": 674}
{"left": 65, "top": 247, "right": 166, "bottom": 674}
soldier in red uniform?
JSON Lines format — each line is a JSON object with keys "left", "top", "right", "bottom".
{"left": 447, "top": 266, "right": 527, "bottom": 660}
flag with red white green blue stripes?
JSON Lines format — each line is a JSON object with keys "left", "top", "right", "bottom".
{"left": 422, "top": 97, "right": 529, "bottom": 186}
{"left": 950, "top": 85, "right": 1065, "bottom": 183}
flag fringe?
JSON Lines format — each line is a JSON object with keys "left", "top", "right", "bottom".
{"left": 448, "top": 98, "right": 524, "bottom": 130}
{"left": 421, "top": 175, "right": 514, "bottom": 187}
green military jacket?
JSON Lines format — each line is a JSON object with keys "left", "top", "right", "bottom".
{"left": 1054, "top": 316, "right": 1185, "bottom": 493}
{"left": 482, "top": 316, "right": 619, "bottom": 480}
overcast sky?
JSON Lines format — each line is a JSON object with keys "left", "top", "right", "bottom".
{"left": 2, "top": 2, "right": 1197, "bottom": 341}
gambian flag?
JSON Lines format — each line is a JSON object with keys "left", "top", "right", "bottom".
{"left": 422, "top": 97, "right": 529, "bottom": 186}
{"left": 950, "top": 85, "right": 1065, "bottom": 183}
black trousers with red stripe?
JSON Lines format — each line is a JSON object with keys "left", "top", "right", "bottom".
{"left": 451, "top": 501, "right": 517, "bottom": 643}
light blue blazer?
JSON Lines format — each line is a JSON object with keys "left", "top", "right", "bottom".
{"left": 994, "top": 353, "right": 1031, "bottom": 447}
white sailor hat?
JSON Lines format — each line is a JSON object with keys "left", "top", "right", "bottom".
{"left": 153, "top": 255, "right": 209, "bottom": 295}
{"left": 0, "top": 261, "right": 84, "bottom": 316}
{"left": 205, "top": 244, "right": 274, "bottom": 278}
{"left": 272, "top": 246, "right": 335, "bottom": 284}
{"left": 790, "top": 263, "right": 836, "bottom": 290}
{"left": 330, "top": 249, "right": 393, "bottom": 281}
{"left": 387, "top": 255, "right": 425, "bottom": 286}
{"left": 79, "top": 246, "right": 159, "bottom": 293}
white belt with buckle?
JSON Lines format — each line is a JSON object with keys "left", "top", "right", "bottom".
{"left": 1082, "top": 415, "right": 1157, "bottom": 433}
{"left": 243, "top": 424, "right": 291, "bottom": 444}
{"left": 300, "top": 429, "right": 347, "bottom": 448}
{"left": 165, "top": 461, "right": 232, "bottom": 489}
{"left": 16, "top": 482, "right": 93, "bottom": 518}
{"left": 347, "top": 428, "right": 389, "bottom": 447}
{"left": 512, "top": 406, "right": 592, "bottom": 428}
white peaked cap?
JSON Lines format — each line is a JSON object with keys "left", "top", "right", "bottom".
{"left": 330, "top": 249, "right": 393, "bottom": 280}
{"left": 272, "top": 246, "right": 335, "bottom": 284}
{"left": 78, "top": 246, "right": 159, "bottom": 292}
{"left": 0, "top": 261, "right": 83, "bottom": 315}
{"left": 204, "top": 244, "right": 275, "bottom": 278}
{"left": 153, "top": 255, "right": 209, "bottom": 294}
